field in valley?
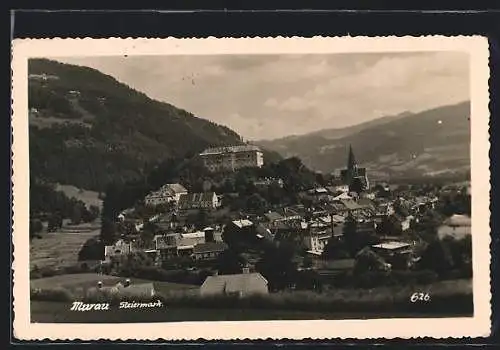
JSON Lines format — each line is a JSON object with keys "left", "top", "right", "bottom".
{"left": 30, "top": 223, "right": 100, "bottom": 270}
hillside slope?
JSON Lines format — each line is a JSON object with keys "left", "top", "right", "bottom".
{"left": 258, "top": 111, "right": 413, "bottom": 155}
{"left": 28, "top": 59, "right": 245, "bottom": 191}
{"left": 258, "top": 102, "right": 471, "bottom": 179}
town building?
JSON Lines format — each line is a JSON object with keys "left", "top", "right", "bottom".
{"left": 371, "top": 241, "right": 413, "bottom": 259}
{"left": 199, "top": 145, "right": 264, "bottom": 172}
{"left": 103, "top": 239, "right": 134, "bottom": 262}
{"left": 193, "top": 242, "right": 228, "bottom": 261}
{"left": 144, "top": 183, "right": 188, "bottom": 207}
{"left": 178, "top": 192, "right": 219, "bottom": 210}
{"left": 437, "top": 214, "right": 471, "bottom": 240}
{"left": 253, "top": 177, "right": 284, "bottom": 189}
{"left": 303, "top": 232, "right": 332, "bottom": 255}
{"left": 200, "top": 269, "right": 269, "bottom": 297}
{"left": 315, "top": 258, "right": 356, "bottom": 277}
{"left": 153, "top": 228, "right": 222, "bottom": 259}
{"left": 28, "top": 73, "right": 59, "bottom": 81}
{"left": 340, "top": 145, "right": 370, "bottom": 191}
{"left": 326, "top": 183, "right": 350, "bottom": 194}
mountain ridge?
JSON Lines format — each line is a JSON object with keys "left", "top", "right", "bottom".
{"left": 256, "top": 110, "right": 413, "bottom": 144}
{"left": 257, "top": 101, "right": 471, "bottom": 180}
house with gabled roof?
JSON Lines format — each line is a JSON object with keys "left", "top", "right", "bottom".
{"left": 178, "top": 192, "right": 219, "bottom": 210}
{"left": 145, "top": 183, "right": 188, "bottom": 207}
{"left": 193, "top": 241, "right": 228, "bottom": 260}
{"left": 200, "top": 269, "right": 268, "bottom": 297}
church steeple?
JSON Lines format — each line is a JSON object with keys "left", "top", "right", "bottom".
{"left": 340, "top": 144, "right": 369, "bottom": 192}
{"left": 347, "top": 145, "right": 358, "bottom": 176}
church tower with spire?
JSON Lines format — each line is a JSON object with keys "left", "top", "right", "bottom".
{"left": 347, "top": 145, "right": 359, "bottom": 178}
{"left": 340, "top": 145, "right": 369, "bottom": 192}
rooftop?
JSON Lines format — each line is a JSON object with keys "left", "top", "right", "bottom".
{"left": 200, "top": 145, "right": 262, "bottom": 156}
{"left": 232, "top": 219, "right": 254, "bottom": 228}
{"left": 443, "top": 214, "right": 471, "bottom": 227}
{"left": 372, "top": 241, "right": 412, "bottom": 250}
{"left": 264, "top": 211, "right": 285, "bottom": 222}
{"left": 181, "top": 231, "right": 206, "bottom": 239}
{"left": 193, "top": 241, "right": 228, "bottom": 254}
{"left": 201, "top": 272, "right": 268, "bottom": 294}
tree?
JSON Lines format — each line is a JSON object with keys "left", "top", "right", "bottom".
{"left": 100, "top": 218, "right": 117, "bottom": 245}
{"left": 216, "top": 249, "right": 247, "bottom": 275}
{"left": 443, "top": 235, "right": 472, "bottom": 276}
{"left": 295, "top": 269, "right": 323, "bottom": 292}
{"left": 139, "top": 226, "right": 155, "bottom": 249}
{"left": 222, "top": 179, "right": 235, "bottom": 193}
{"left": 246, "top": 193, "right": 267, "bottom": 214}
{"left": 315, "top": 172, "right": 326, "bottom": 187}
{"left": 78, "top": 238, "right": 104, "bottom": 261}
{"left": 47, "top": 214, "right": 63, "bottom": 232}
{"left": 353, "top": 247, "right": 387, "bottom": 275}
{"left": 302, "top": 255, "right": 314, "bottom": 269}
{"left": 413, "top": 210, "right": 443, "bottom": 242}
{"left": 29, "top": 219, "right": 44, "bottom": 240}
{"left": 376, "top": 215, "right": 403, "bottom": 237}
{"left": 70, "top": 203, "right": 83, "bottom": 225}
{"left": 116, "top": 251, "right": 154, "bottom": 276}
{"left": 343, "top": 215, "right": 358, "bottom": 256}
{"left": 393, "top": 200, "right": 410, "bottom": 217}
{"left": 322, "top": 237, "right": 350, "bottom": 259}
{"left": 266, "top": 183, "right": 285, "bottom": 206}
{"left": 256, "top": 242, "right": 297, "bottom": 291}
{"left": 89, "top": 205, "right": 100, "bottom": 221}
{"left": 418, "top": 239, "right": 454, "bottom": 277}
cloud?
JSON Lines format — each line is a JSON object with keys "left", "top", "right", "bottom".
{"left": 203, "top": 65, "right": 225, "bottom": 77}
{"left": 53, "top": 51, "right": 469, "bottom": 140}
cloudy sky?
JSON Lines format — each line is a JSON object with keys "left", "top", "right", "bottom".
{"left": 54, "top": 52, "right": 469, "bottom": 140}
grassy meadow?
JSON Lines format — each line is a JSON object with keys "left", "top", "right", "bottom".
{"left": 31, "top": 273, "right": 199, "bottom": 297}
{"left": 30, "top": 276, "right": 473, "bottom": 323}
{"left": 55, "top": 184, "right": 102, "bottom": 209}
{"left": 30, "top": 227, "right": 99, "bottom": 270}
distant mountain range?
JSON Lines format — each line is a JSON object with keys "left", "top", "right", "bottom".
{"left": 28, "top": 59, "right": 279, "bottom": 191}
{"left": 257, "top": 102, "right": 471, "bottom": 180}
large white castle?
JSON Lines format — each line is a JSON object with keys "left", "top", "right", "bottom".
{"left": 199, "top": 145, "right": 264, "bottom": 172}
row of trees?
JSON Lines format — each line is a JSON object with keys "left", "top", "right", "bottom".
{"left": 30, "top": 179, "right": 101, "bottom": 239}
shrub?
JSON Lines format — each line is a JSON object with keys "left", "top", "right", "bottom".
{"left": 37, "top": 266, "right": 59, "bottom": 278}
{"left": 31, "top": 287, "right": 74, "bottom": 302}
{"left": 78, "top": 238, "right": 104, "bottom": 261}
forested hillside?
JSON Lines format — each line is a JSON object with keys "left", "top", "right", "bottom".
{"left": 28, "top": 59, "right": 244, "bottom": 191}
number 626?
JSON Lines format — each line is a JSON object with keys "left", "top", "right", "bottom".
{"left": 410, "top": 292, "right": 430, "bottom": 303}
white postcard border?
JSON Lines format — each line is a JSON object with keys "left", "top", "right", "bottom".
{"left": 11, "top": 36, "right": 491, "bottom": 340}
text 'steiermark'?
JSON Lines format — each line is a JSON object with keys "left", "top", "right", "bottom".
{"left": 70, "top": 300, "right": 164, "bottom": 312}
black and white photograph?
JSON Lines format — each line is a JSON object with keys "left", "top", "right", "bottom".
{"left": 12, "top": 37, "right": 491, "bottom": 340}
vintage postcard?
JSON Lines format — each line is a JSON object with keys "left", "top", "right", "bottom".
{"left": 11, "top": 36, "right": 491, "bottom": 340}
